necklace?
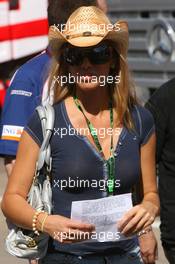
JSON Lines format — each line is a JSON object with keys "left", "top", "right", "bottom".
{"left": 73, "top": 94, "right": 115, "bottom": 195}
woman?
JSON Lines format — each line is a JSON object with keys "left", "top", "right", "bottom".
{"left": 1, "top": 6, "right": 159, "bottom": 264}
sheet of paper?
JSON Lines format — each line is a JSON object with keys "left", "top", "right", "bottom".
{"left": 71, "top": 193, "right": 134, "bottom": 242}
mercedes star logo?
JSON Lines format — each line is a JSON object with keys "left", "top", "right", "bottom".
{"left": 147, "top": 19, "right": 175, "bottom": 63}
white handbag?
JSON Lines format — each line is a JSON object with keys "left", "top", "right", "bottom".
{"left": 5, "top": 104, "right": 55, "bottom": 260}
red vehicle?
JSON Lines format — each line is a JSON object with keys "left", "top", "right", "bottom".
{"left": 0, "top": 0, "right": 48, "bottom": 110}
{"left": 0, "top": 0, "right": 48, "bottom": 62}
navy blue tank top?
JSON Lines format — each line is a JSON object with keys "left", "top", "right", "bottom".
{"left": 25, "top": 100, "right": 155, "bottom": 255}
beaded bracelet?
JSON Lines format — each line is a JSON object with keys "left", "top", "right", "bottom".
{"left": 32, "top": 210, "right": 45, "bottom": 236}
{"left": 137, "top": 226, "right": 152, "bottom": 237}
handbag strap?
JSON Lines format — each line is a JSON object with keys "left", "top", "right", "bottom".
{"left": 35, "top": 104, "right": 55, "bottom": 172}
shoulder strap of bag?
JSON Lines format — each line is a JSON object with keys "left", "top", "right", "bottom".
{"left": 35, "top": 104, "right": 55, "bottom": 171}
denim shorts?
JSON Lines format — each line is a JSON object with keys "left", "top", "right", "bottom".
{"left": 39, "top": 246, "right": 143, "bottom": 264}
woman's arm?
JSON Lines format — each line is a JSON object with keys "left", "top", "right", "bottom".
{"left": 1, "top": 131, "right": 40, "bottom": 229}
{"left": 118, "top": 132, "right": 160, "bottom": 235}
{"left": 4, "top": 156, "right": 16, "bottom": 178}
{"left": 1, "top": 131, "right": 94, "bottom": 243}
{"left": 140, "top": 132, "right": 159, "bottom": 215}
{"left": 139, "top": 229, "right": 158, "bottom": 264}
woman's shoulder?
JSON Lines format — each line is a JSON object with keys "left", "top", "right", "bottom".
{"left": 131, "top": 104, "right": 154, "bottom": 124}
{"left": 131, "top": 104, "right": 155, "bottom": 145}
{"left": 53, "top": 100, "right": 64, "bottom": 111}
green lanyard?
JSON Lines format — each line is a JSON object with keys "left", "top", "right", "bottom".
{"left": 73, "top": 94, "right": 115, "bottom": 195}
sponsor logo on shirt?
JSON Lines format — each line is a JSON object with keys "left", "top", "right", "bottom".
{"left": 11, "top": 90, "right": 32, "bottom": 97}
{"left": 1, "top": 125, "right": 24, "bottom": 141}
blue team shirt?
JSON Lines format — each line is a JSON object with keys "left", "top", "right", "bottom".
{"left": 0, "top": 51, "right": 51, "bottom": 156}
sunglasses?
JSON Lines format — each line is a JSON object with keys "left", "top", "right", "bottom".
{"left": 61, "top": 43, "right": 113, "bottom": 66}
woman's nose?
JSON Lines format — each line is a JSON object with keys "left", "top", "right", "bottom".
{"left": 81, "top": 57, "right": 92, "bottom": 68}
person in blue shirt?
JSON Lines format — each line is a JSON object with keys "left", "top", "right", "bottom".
{"left": 0, "top": 50, "right": 50, "bottom": 156}
{"left": 0, "top": 0, "right": 99, "bottom": 176}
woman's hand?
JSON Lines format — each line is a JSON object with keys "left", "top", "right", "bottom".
{"left": 117, "top": 201, "right": 158, "bottom": 236}
{"left": 139, "top": 230, "right": 158, "bottom": 264}
{"left": 39, "top": 214, "right": 95, "bottom": 244}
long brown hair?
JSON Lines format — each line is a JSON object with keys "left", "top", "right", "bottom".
{"left": 48, "top": 42, "right": 138, "bottom": 129}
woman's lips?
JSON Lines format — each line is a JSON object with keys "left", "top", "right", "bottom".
{"left": 77, "top": 73, "right": 95, "bottom": 82}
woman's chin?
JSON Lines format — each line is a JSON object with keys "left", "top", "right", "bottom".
{"left": 76, "top": 82, "right": 102, "bottom": 91}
